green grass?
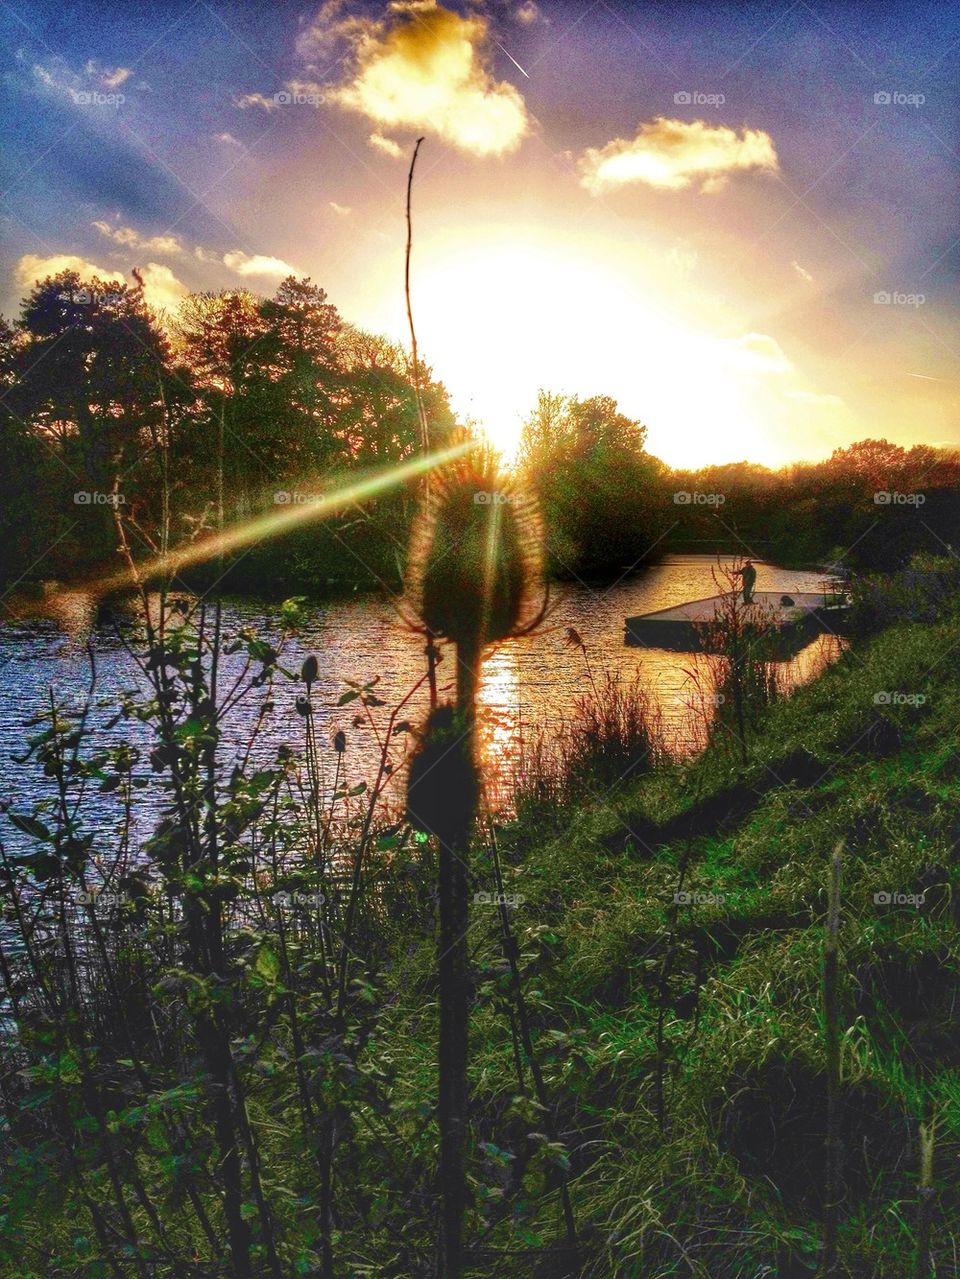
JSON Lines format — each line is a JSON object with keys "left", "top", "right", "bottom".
{"left": 375, "top": 615, "right": 960, "bottom": 1276}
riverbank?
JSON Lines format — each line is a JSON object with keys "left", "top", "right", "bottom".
{"left": 369, "top": 608, "right": 960, "bottom": 1275}
{"left": 1, "top": 592, "right": 956, "bottom": 1277}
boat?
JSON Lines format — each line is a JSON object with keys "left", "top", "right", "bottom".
{"left": 624, "top": 587, "right": 849, "bottom": 656}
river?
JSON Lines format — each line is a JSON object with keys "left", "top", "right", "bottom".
{"left": 0, "top": 556, "right": 843, "bottom": 830}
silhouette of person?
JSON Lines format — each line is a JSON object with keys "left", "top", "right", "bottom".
{"left": 737, "top": 560, "right": 757, "bottom": 604}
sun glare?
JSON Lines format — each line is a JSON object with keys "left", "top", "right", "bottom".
{"left": 360, "top": 226, "right": 796, "bottom": 468}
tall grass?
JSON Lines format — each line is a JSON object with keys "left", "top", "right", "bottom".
{"left": 512, "top": 663, "right": 665, "bottom": 826}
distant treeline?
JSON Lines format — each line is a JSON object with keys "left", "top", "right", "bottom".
{"left": 2, "top": 269, "right": 958, "bottom": 595}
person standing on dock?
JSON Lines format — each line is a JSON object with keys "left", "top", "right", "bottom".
{"left": 737, "top": 560, "right": 757, "bottom": 604}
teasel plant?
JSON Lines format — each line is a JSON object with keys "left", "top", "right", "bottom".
{"left": 821, "top": 842, "right": 843, "bottom": 1279}
{"left": 404, "top": 437, "right": 547, "bottom": 1278}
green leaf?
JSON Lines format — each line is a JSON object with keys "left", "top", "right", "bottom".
{"left": 7, "top": 813, "right": 52, "bottom": 842}
{"left": 254, "top": 945, "right": 280, "bottom": 983}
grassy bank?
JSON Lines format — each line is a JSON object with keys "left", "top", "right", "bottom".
{"left": 373, "top": 614, "right": 960, "bottom": 1275}
{"left": 1, "top": 606, "right": 958, "bottom": 1277}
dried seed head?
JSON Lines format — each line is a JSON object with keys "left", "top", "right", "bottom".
{"left": 406, "top": 437, "right": 545, "bottom": 650}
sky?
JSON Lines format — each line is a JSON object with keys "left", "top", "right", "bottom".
{"left": 1, "top": 0, "right": 958, "bottom": 467}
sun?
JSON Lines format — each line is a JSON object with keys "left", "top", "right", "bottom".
{"left": 357, "top": 223, "right": 804, "bottom": 468}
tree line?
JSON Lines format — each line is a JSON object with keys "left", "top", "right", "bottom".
{"left": 2, "top": 269, "right": 958, "bottom": 594}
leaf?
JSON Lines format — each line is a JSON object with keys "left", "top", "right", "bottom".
{"left": 254, "top": 945, "right": 280, "bottom": 983}
{"left": 347, "top": 782, "right": 367, "bottom": 797}
{"left": 337, "top": 690, "right": 359, "bottom": 706}
{"left": 7, "top": 813, "right": 52, "bottom": 842}
{"left": 301, "top": 655, "right": 319, "bottom": 686}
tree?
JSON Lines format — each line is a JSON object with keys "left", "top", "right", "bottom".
{"left": 519, "top": 391, "right": 667, "bottom": 577}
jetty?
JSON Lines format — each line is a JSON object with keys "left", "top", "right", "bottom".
{"left": 625, "top": 588, "right": 849, "bottom": 656}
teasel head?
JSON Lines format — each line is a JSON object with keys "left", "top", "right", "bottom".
{"left": 405, "top": 432, "right": 547, "bottom": 657}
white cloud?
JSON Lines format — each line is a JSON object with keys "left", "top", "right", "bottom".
{"left": 223, "top": 250, "right": 300, "bottom": 278}
{"left": 215, "top": 131, "right": 243, "bottom": 147}
{"left": 30, "top": 57, "right": 131, "bottom": 104}
{"left": 727, "top": 333, "right": 792, "bottom": 374}
{"left": 235, "top": 91, "right": 280, "bottom": 112}
{"left": 791, "top": 260, "right": 814, "bottom": 284}
{"left": 325, "top": 2, "right": 531, "bottom": 157}
{"left": 579, "top": 117, "right": 779, "bottom": 194}
{"left": 368, "top": 130, "right": 403, "bottom": 158}
{"left": 92, "top": 220, "right": 184, "bottom": 256}
{"left": 785, "top": 389, "right": 844, "bottom": 407}
{"left": 329, "top": 201, "right": 352, "bottom": 216}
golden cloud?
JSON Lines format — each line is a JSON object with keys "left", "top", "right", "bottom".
{"left": 727, "top": 333, "right": 792, "bottom": 374}
{"left": 92, "top": 220, "right": 184, "bottom": 255}
{"left": 579, "top": 117, "right": 778, "bottom": 194}
{"left": 15, "top": 255, "right": 187, "bottom": 322}
{"left": 137, "top": 263, "right": 189, "bottom": 316}
{"left": 16, "top": 253, "right": 119, "bottom": 289}
{"left": 326, "top": 2, "right": 530, "bottom": 157}
{"left": 222, "top": 251, "right": 300, "bottom": 278}
{"left": 368, "top": 130, "right": 403, "bottom": 157}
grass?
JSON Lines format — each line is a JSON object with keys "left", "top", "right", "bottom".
{"left": 2, "top": 600, "right": 960, "bottom": 1276}
{"left": 385, "top": 612, "right": 960, "bottom": 1275}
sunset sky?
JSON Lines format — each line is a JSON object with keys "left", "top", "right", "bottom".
{"left": 2, "top": 0, "right": 958, "bottom": 466}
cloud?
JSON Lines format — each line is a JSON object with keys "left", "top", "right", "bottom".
{"left": 785, "top": 389, "right": 844, "bottom": 407}
{"left": 579, "top": 117, "right": 779, "bottom": 194}
{"left": 16, "top": 253, "right": 119, "bottom": 289}
{"left": 215, "top": 131, "right": 243, "bottom": 147}
{"left": 325, "top": 2, "right": 531, "bottom": 157}
{"left": 137, "top": 262, "right": 189, "bottom": 315}
{"left": 223, "top": 250, "right": 300, "bottom": 278}
{"left": 514, "top": 1, "right": 544, "bottom": 24}
{"left": 29, "top": 56, "right": 131, "bottom": 104}
{"left": 16, "top": 254, "right": 188, "bottom": 319}
{"left": 84, "top": 60, "right": 131, "bottom": 89}
{"left": 665, "top": 245, "right": 698, "bottom": 273}
{"left": 92, "top": 220, "right": 184, "bottom": 255}
{"left": 791, "top": 260, "right": 814, "bottom": 284}
{"left": 369, "top": 130, "right": 403, "bottom": 157}
{"left": 727, "top": 333, "right": 792, "bottom": 374}
{"left": 329, "top": 201, "right": 352, "bottom": 216}
{"left": 236, "top": 91, "right": 280, "bottom": 112}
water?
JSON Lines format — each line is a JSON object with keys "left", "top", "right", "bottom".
{"left": 0, "top": 557, "right": 843, "bottom": 832}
